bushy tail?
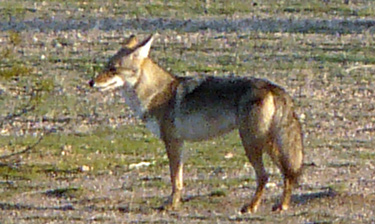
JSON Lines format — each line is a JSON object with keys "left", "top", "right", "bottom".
{"left": 271, "top": 87, "right": 304, "bottom": 184}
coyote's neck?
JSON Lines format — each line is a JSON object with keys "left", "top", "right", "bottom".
{"left": 124, "top": 59, "right": 177, "bottom": 120}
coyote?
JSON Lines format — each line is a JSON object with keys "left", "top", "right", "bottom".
{"left": 89, "top": 35, "right": 304, "bottom": 213}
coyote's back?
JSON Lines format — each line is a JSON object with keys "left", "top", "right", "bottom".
{"left": 89, "top": 34, "right": 304, "bottom": 213}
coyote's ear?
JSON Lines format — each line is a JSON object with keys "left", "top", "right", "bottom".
{"left": 123, "top": 35, "right": 138, "bottom": 49}
{"left": 131, "top": 35, "right": 154, "bottom": 60}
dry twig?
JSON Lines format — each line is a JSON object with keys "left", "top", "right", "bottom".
{"left": 0, "top": 129, "right": 53, "bottom": 161}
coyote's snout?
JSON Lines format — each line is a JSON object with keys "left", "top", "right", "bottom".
{"left": 89, "top": 34, "right": 304, "bottom": 213}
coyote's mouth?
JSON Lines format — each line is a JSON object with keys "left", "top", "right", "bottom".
{"left": 96, "top": 81, "right": 119, "bottom": 91}
{"left": 90, "top": 76, "right": 125, "bottom": 92}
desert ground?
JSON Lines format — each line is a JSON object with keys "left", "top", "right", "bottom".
{"left": 0, "top": 0, "right": 375, "bottom": 223}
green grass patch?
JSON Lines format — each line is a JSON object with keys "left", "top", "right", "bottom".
{"left": 283, "top": 2, "right": 357, "bottom": 16}
{"left": 313, "top": 53, "right": 375, "bottom": 64}
{"left": 209, "top": 188, "right": 228, "bottom": 197}
{"left": 350, "top": 151, "right": 375, "bottom": 160}
{"left": 0, "top": 65, "right": 33, "bottom": 79}
{"left": 0, "top": 125, "right": 163, "bottom": 181}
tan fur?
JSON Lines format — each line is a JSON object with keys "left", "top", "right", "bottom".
{"left": 89, "top": 35, "right": 304, "bottom": 213}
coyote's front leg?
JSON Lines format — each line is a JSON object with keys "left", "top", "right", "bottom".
{"left": 161, "top": 139, "right": 184, "bottom": 210}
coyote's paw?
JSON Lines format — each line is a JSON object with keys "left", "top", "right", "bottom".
{"left": 272, "top": 203, "right": 289, "bottom": 212}
{"left": 240, "top": 203, "right": 258, "bottom": 214}
{"left": 158, "top": 196, "right": 181, "bottom": 211}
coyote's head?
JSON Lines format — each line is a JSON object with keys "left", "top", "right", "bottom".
{"left": 89, "top": 34, "right": 154, "bottom": 91}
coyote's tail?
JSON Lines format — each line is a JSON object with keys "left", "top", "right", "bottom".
{"left": 271, "top": 87, "right": 304, "bottom": 184}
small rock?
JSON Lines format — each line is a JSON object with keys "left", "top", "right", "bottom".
{"left": 80, "top": 165, "right": 91, "bottom": 172}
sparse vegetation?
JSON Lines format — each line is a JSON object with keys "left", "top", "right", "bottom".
{"left": 0, "top": 0, "right": 374, "bottom": 223}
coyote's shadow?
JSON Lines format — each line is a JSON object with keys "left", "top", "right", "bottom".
{"left": 0, "top": 202, "right": 74, "bottom": 211}
{"left": 291, "top": 187, "right": 337, "bottom": 206}
{"left": 178, "top": 186, "right": 337, "bottom": 209}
